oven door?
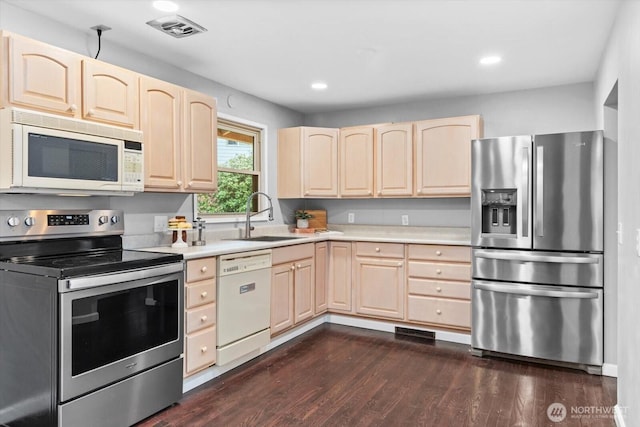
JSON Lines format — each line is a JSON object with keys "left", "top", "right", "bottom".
{"left": 58, "top": 265, "right": 183, "bottom": 402}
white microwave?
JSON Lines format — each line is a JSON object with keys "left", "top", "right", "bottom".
{"left": 0, "top": 108, "right": 144, "bottom": 195}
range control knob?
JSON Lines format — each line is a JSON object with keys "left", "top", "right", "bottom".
{"left": 98, "top": 215, "right": 110, "bottom": 225}
{"left": 7, "top": 216, "right": 20, "bottom": 227}
{"left": 111, "top": 215, "right": 120, "bottom": 225}
{"left": 24, "top": 217, "right": 36, "bottom": 227}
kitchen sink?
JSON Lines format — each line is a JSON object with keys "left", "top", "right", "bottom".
{"left": 231, "top": 236, "right": 302, "bottom": 242}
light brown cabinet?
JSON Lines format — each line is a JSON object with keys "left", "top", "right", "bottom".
{"left": 270, "top": 244, "right": 315, "bottom": 336}
{"left": 353, "top": 242, "right": 405, "bottom": 319}
{"left": 184, "top": 257, "right": 217, "bottom": 376}
{"left": 314, "top": 242, "right": 329, "bottom": 314}
{"left": 414, "top": 115, "right": 482, "bottom": 197}
{"left": 140, "top": 76, "right": 217, "bottom": 193}
{"left": 339, "top": 126, "right": 375, "bottom": 197}
{"left": 406, "top": 244, "right": 471, "bottom": 331}
{"left": 327, "top": 241, "right": 353, "bottom": 312}
{"left": 277, "top": 127, "right": 339, "bottom": 198}
{"left": 1, "top": 32, "right": 137, "bottom": 127}
{"left": 375, "top": 123, "right": 414, "bottom": 197}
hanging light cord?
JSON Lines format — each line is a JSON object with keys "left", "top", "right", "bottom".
{"left": 94, "top": 28, "right": 103, "bottom": 59}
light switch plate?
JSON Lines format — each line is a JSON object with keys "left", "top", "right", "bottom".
{"left": 154, "top": 215, "right": 168, "bottom": 232}
{"left": 348, "top": 213, "right": 355, "bottom": 223}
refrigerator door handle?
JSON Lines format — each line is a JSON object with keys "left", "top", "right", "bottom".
{"left": 521, "top": 146, "right": 529, "bottom": 238}
{"left": 474, "top": 282, "right": 599, "bottom": 299}
{"left": 473, "top": 250, "right": 600, "bottom": 264}
{"left": 536, "top": 145, "right": 544, "bottom": 237}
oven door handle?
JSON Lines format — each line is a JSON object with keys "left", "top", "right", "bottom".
{"left": 62, "top": 262, "right": 184, "bottom": 290}
{"left": 474, "top": 282, "right": 599, "bottom": 299}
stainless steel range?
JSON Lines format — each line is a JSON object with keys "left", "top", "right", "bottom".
{"left": 0, "top": 209, "right": 184, "bottom": 427}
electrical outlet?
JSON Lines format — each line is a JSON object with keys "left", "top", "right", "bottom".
{"left": 401, "top": 215, "right": 409, "bottom": 226}
{"left": 348, "top": 213, "right": 355, "bottom": 223}
{"left": 154, "top": 215, "right": 168, "bottom": 232}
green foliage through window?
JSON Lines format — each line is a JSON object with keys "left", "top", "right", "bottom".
{"left": 198, "top": 154, "right": 257, "bottom": 214}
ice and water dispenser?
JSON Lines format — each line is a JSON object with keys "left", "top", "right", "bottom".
{"left": 481, "top": 189, "right": 517, "bottom": 235}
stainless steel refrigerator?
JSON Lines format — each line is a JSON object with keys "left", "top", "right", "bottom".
{"left": 470, "top": 130, "right": 604, "bottom": 373}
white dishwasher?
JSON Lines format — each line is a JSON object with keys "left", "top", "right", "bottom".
{"left": 217, "top": 249, "right": 272, "bottom": 365}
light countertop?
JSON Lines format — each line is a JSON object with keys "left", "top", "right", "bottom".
{"left": 139, "top": 225, "right": 470, "bottom": 260}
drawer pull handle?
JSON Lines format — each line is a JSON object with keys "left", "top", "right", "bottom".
{"left": 436, "top": 287, "right": 442, "bottom": 292}
{"left": 436, "top": 250, "right": 442, "bottom": 256}
{"left": 436, "top": 269, "right": 442, "bottom": 274}
{"left": 201, "top": 291, "right": 208, "bottom": 299}
{"left": 200, "top": 315, "right": 207, "bottom": 322}
{"left": 201, "top": 266, "right": 208, "bottom": 273}
{"left": 201, "top": 346, "right": 208, "bottom": 353}
{"left": 375, "top": 247, "right": 380, "bottom": 252}
{"left": 436, "top": 309, "right": 442, "bottom": 315}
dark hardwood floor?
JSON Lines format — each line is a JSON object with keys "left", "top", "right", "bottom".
{"left": 137, "top": 324, "right": 617, "bottom": 427}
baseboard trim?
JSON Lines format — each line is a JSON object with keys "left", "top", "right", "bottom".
{"left": 614, "top": 404, "right": 626, "bottom": 427}
{"left": 602, "top": 363, "right": 618, "bottom": 378}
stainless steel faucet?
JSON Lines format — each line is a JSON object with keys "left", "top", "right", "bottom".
{"left": 245, "top": 191, "right": 274, "bottom": 238}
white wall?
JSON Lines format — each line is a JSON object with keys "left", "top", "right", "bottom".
{"left": 594, "top": 1, "right": 640, "bottom": 424}
{"left": 0, "top": 0, "right": 303, "bottom": 235}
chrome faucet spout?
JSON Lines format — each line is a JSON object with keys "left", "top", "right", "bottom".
{"left": 245, "top": 192, "right": 274, "bottom": 238}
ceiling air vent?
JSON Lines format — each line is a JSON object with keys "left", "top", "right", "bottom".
{"left": 146, "top": 15, "right": 207, "bottom": 38}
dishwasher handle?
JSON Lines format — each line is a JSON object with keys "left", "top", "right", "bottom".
{"left": 474, "top": 282, "right": 599, "bottom": 299}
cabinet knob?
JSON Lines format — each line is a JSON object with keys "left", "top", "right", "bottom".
{"left": 417, "top": 189, "right": 422, "bottom": 194}
{"left": 436, "top": 269, "right": 442, "bottom": 275}
{"left": 201, "top": 266, "right": 208, "bottom": 273}
{"left": 201, "top": 346, "right": 208, "bottom": 353}
{"left": 177, "top": 181, "right": 183, "bottom": 187}
{"left": 88, "top": 108, "right": 96, "bottom": 116}
{"left": 436, "top": 287, "right": 442, "bottom": 292}
{"left": 200, "top": 291, "right": 208, "bottom": 299}
{"left": 304, "top": 191, "right": 309, "bottom": 196}
{"left": 290, "top": 265, "right": 295, "bottom": 271}
{"left": 297, "top": 264, "right": 302, "bottom": 269}
{"left": 187, "top": 181, "right": 193, "bottom": 188}
{"left": 436, "top": 250, "right": 442, "bottom": 256}
{"left": 200, "top": 315, "right": 207, "bottom": 323}
{"left": 368, "top": 191, "right": 373, "bottom": 195}
{"left": 436, "top": 309, "right": 442, "bottom": 315}
{"left": 68, "top": 104, "right": 78, "bottom": 113}
{"left": 397, "top": 262, "right": 402, "bottom": 267}
{"left": 375, "top": 247, "right": 380, "bottom": 252}
{"left": 377, "top": 191, "right": 382, "bottom": 196}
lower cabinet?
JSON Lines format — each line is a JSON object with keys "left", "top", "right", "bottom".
{"left": 327, "top": 241, "right": 352, "bottom": 312}
{"left": 406, "top": 244, "right": 471, "bottom": 331}
{"left": 353, "top": 242, "right": 405, "bottom": 320}
{"left": 270, "top": 244, "right": 315, "bottom": 336}
{"left": 184, "top": 257, "right": 217, "bottom": 376}
{"left": 314, "top": 242, "right": 328, "bottom": 315}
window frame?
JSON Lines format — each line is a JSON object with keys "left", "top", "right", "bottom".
{"left": 193, "top": 112, "right": 269, "bottom": 224}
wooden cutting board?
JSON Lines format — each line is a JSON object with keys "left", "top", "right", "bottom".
{"left": 306, "top": 210, "right": 327, "bottom": 230}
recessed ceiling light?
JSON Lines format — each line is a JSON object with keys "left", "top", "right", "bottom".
{"left": 153, "top": 1, "right": 179, "bottom": 12}
{"left": 480, "top": 55, "right": 502, "bottom": 65}
{"left": 311, "top": 82, "right": 328, "bottom": 91}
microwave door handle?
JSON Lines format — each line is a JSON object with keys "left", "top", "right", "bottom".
{"left": 474, "top": 282, "right": 599, "bottom": 299}
{"left": 521, "top": 146, "right": 529, "bottom": 238}
{"left": 536, "top": 145, "right": 544, "bottom": 237}
{"left": 473, "top": 250, "right": 600, "bottom": 264}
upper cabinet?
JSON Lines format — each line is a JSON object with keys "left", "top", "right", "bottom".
{"left": 2, "top": 32, "right": 137, "bottom": 127}
{"left": 339, "top": 126, "right": 375, "bottom": 197}
{"left": 375, "top": 122, "right": 413, "bottom": 197}
{"left": 81, "top": 59, "right": 138, "bottom": 127}
{"left": 140, "top": 77, "right": 217, "bottom": 193}
{"left": 2, "top": 32, "right": 81, "bottom": 116}
{"left": 414, "top": 115, "right": 482, "bottom": 197}
{"left": 278, "top": 127, "right": 339, "bottom": 198}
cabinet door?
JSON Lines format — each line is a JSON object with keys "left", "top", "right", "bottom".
{"left": 328, "top": 242, "right": 352, "bottom": 312}
{"left": 139, "top": 76, "right": 182, "bottom": 191}
{"left": 183, "top": 89, "right": 217, "bottom": 192}
{"left": 354, "top": 257, "right": 405, "bottom": 319}
{"left": 302, "top": 127, "right": 339, "bottom": 197}
{"left": 82, "top": 59, "right": 137, "bottom": 127}
{"left": 340, "top": 126, "right": 374, "bottom": 197}
{"left": 294, "top": 258, "right": 314, "bottom": 324}
{"left": 7, "top": 33, "right": 80, "bottom": 116}
{"left": 376, "top": 123, "right": 413, "bottom": 196}
{"left": 414, "top": 115, "right": 481, "bottom": 197}
{"left": 314, "top": 242, "right": 328, "bottom": 314}
{"left": 271, "top": 263, "right": 294, "bottom": 335}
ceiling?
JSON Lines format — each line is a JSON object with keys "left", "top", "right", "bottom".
{"left": 6, "top": 0, "right": 621, "bottom": 114}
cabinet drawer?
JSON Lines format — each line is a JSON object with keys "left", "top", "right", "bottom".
{"left": 186, "top": 303, "right": 216, "bottom": 334}
{"left": 355, "top": 242, "right": 404, "bottom": 258}
{"left": 408, "top": 261, "right": 470, "bottom": 281}
{"left": 185, "top": 279, "right": 216, "bottom": 308}
{"left": 186, "top": 257, "right": 216, "bottom": 282}
{"left": 407, "top": 296, "right": 470, "bottom": 329}
{"left": 185, "top": 327, "right": 216, "bottom": 373}
{"left": 408, "top": 278, "right": 470, "bottom": 300}
{"left": 408, "top": 244, "right": 470, "bottom": 262}
{"left": 272, "top": 243, "right": 315, "bottom": 265}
